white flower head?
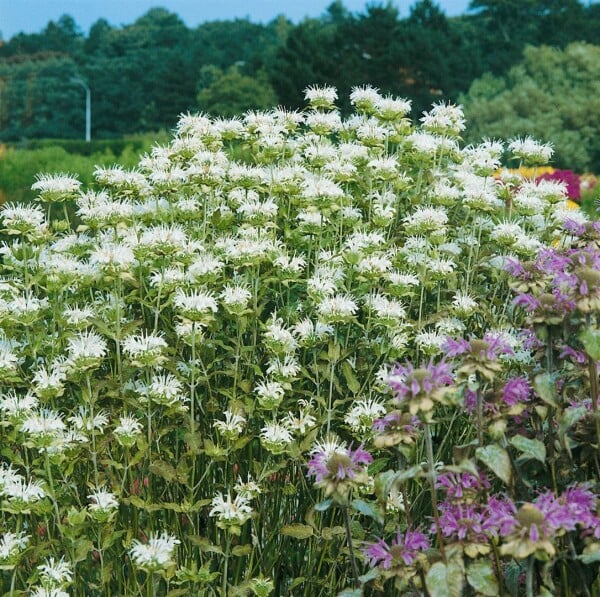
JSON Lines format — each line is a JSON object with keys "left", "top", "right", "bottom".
{"left": 213, "top": 410, "right": 246, "bottom": 440}
{"left": 114, "top": 414, "right": 143, "bottom": 447}
{"left": 260, "top": 422, "right": 294, "bottom": 454}
{"left": 121, "top": 331, "right": 168, "bottom": 367}
{"left": 130, "top": 531, "right": 180, "bottom": 571}
{"left": 88, "top": 487, "right": 119, "bottom": 521}
{"left": 304, "top": 85, "right": 338, "bottom": 110}
{"left": 508, "top": 136, "right": 553, "bottom": 165}
{"left": 209, "top": 492, "right": 253, "bottom": 528}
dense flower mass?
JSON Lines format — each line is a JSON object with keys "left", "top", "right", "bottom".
{"left": 0, "top": 85, "right": 596, "bottom": 596}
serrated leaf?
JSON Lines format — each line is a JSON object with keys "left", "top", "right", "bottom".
{"left": 510, "top": 435, "right": 546, "bottom": 463}
{"left": 476, "top": 444, "right": 512, "bottom": 485}
{"left": 467, "top": 560, "right": 499, "bottom": 596}
{"left": 533, "top": 373, "right": 558, "bottom": 407}
{"left": 351, "top": 499, "right": 384, "bottom": 525}
{"left": 280, "top": 524, "right": 314, "bottom": 539}
{"left": 426, "top": 560, "right": 464, "bottom": 597}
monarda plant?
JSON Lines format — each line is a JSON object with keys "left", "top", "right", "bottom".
{"left": 0, "top": 85, "right": 596, "bottom": 596}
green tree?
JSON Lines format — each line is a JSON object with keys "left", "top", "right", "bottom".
{"left": 197, "top": 65, "right": 278, "bottom": 117}
{"left": 461, "top": 42, "right": 600, "bottom": 171}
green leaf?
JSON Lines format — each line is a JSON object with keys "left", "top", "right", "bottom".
{"left": 149, "top": 460, "right": 178, "bottom": 482}
{"left": 533, "top": 373, "right": 558, "bottom": 407}
{"left": 351, "top": 499, "right": 384, "bottom": 525}
{"left": 581, "top": 329, "right": 600, "bottom": 361}
{"left": 314, "top": 498, "right": 333, "bottom": 512}
{"left": 509, "top": 435, "right": 546, "bottom": 463}
{"left": 341, "top": 360, "right": 361, "bottom": 394}
{"left": 280, "top": 524, "right": 314, "bottom": 539}
{"left": 337, "top": 589, "right": 361, "bottom": 597}
{"left": 579, "top": 543, "right": 600, "bottom": 564}
{"left": 476, "top": 444, "right": 512, "bottom": 485}
{"left": 232, "top": 544, "right": 253, "bottom": 557}
{"left": 559, "top": 405, "right": 588, "bottom": 438}
{"left": 426, "top": 560, "right": 464, "bottom": 597}
{"left": 467, "top": 560, "right": 499, "bottom": 596}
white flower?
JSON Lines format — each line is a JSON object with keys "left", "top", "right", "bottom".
{"left": 345, "top": 398, "right": 386, "bottom": 434}
{"left": 87, "top": 487, "right": 119, "bottom": 519}
{"left": 122, "top": 332, "right": 168, "bottom": 367}
{"left": 415, "top": 330, "right": 445, "bottom": 354}
{"left": 68, "top": 407, "right": 109, "bottom": 434}
{"left": 66, "top": 330, "right": 108, "bottom": 370}
{"left": 0, "top": 530, "right": 29, "bottom": 565}
{"left": 364, "top": 293, "right": 406, "bottom": 321}
{"left": 317, "top": 294, "right": 358, "bottom": 322}
{"left": 130, "top": 531, "right": 180, "bottom": 571}
{"left": 508, "top": 136, "right": 554, "bottom": 164}
{"left": 282, "top": 403, "right": 317, "bottom": 435}
{"left": 187, "top": 252, "right": 224, "bottom": 280}
{"left": 420, "top": 102, "right": 465, "bottom": 135}
{"left": 305, "top": 110, "right": 342, "bottom": 134}
{"left": 0, "top": 203, "right": 47, "bottom": 234}
{"left": 2, "top": 477, "right": 46, "bottom": 505}
{"left": 274, "top": 253, "right": 306, "bottom": 275}
{"left": 234, "top": 475, "right": 262, "bottom": 500}
{"left": 260, "top": 422, "right": 294, "bottom": 454}
{"left": 403, "top": 206, "right": 448, "bottom": 235}
{"left": 113, "top": 415, "right": 143, "bottom": 447}
{"left": 89, "top": 242, "right": 136, "bottom": 272}
{"left": 138, "top": 224, "right": 188, "bottom": 252}
{"left": 173, "top": 288, "right": 218, "bottom": 320}
{"left": 213, "top": 410, "right": 246, "bottom": 440}
{"left": 209, "top": 492, "right": 253, "bottom": 526}
{"left": 376, "top": 95, "right": 412, "bottom": 120}
{"left": 450, "top": 292, "right": 477, "bottom": 316}
{"left": 20, "top": 409, "right": 66, "bottom": 439}
{"left": 148, "top": 372, "right": 187, "bottom": 408}
{"left": 255, "top": 379, "right": 286, "bottom": 409}
{"left": 38, "top": 556, "right": 73, "bottom": 587}
{"left": 266, "top": 355, "right": 300, "bottom": 380}
{"left": 30, "top": 588, "right": 70, "bottom": 597}
{"left": 63, "top": 305, "right": 95, "bottom": 327}
{"left": 263, "top": 318, "right": 297, "bottom": 355}
{"left": 220, "top": 284, "right": 252, "bottom": 313}
{"left": 293, "top": 318, "right": 334, "bottom": 346}
{"left": 304, "top": 85, "right": 338, "bottom": 109}
{"left": 350, "top": 85, "right": 381, "bottom": 111}
{"left": 0, "top": 389, "right": 37, "bottom": 419}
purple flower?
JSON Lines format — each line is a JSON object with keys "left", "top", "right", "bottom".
{"left": 307, "top": 443, "right": 372, "bottom": 484}
{"left": 484, "top": 495, "right": 517, "bottom": 538}
{"left": 436, "top": 471, "right": 490, "bottom": 500}
{"left": 306, "top": 440, "right": 372, "bottom": 500}
{"left": 386, "top": 359, "right": 454, "bottom": 416}
{"left": 443, "top": 333, "right": 514, "bottom": 360}
{"left": 501, "top": 377, "right": 531, "bottom": 407}
{"left": 362, "top": 528, "right": 430, "bottom": 569}
{"left": 559, "top": 344, "right": 587, "bottom": 364}
{"left": 436, "top": 501, "right": 487, "bottom": 543}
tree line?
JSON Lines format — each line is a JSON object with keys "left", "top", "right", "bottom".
{"left": 0, "top": 0, "right": 599, "bottom": 141}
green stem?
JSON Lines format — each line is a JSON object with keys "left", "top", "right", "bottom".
{"left": 342, "top": 506, "right": 360, "bottom": 588}
{"left": 424, "top": 422, "right": 446, "bottom": 563}
{"left": 526, "top": 555, "right": 535, "bottom": 597}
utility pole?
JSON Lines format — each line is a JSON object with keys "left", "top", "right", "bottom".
{"left": 71, "top": 77, "right": 91, "bottom": 142}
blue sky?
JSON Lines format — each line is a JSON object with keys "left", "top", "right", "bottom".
{"left": 0, "top": 0, "right": 472, "bottom": 39}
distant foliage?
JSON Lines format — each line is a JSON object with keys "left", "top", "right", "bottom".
{"left": 461, "top": 42, "right": 600, "bottom": 172}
